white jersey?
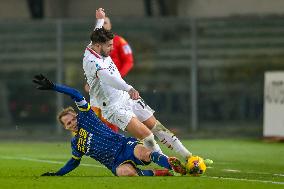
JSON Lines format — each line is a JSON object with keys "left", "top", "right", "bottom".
{"left": 83, "top": 47, "right": 132, "bottom": 110}
{"left": 82, "top": 18, "right": 154, "bottom": 130}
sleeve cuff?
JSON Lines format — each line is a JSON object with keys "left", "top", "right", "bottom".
{"left": 125, "top": 85, "right": 133, "bottom": 92}
{"left": 95, "top": 19, "right": 104, "bottom": 29}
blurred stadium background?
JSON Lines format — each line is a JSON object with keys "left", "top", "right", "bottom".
{"left": 1, "top": 0, "right": 284, "bottom": 140}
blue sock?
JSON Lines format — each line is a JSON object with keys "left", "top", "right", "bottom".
{"left": 150, "top": 151, "right": 171, "bottom": 170}
{"left": 136, "top": 168, "right": 154, "bottom": 176}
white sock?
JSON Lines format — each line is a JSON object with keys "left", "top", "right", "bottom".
{"left": 151, "top": 121, "right": 192, "bottom": 160}
{"left": 142, "top": 133, "right": 163, "bottom": 154}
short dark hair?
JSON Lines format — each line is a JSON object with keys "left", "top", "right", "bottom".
{"left": 90, "top": 27, "right": 114, "bottom": 44}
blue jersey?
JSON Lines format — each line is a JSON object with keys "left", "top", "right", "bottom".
{"left": 53, "top": 84, "right": 131, "bottom": 170}
{"left": 71, "top": 109, "right": 128, "bottom": 170}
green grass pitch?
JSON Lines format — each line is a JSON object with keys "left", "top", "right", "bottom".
{"left": 0, "top": 139, "right": 283, "bottom": 189}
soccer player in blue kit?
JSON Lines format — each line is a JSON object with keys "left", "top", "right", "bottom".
{"left": 33, "top": 74, "right": 187, "bottom": 176}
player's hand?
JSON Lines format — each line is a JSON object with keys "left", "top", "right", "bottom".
{"left": 128, "top": 88, "right": 140, "bottom": 100}
{"left": 96, "top": 8, "right": 105, "bottom": 19}
{"left": 33, "top": 74, "right": 55, "bottom": 90}
{"left": 41, "top": 172, "right": 58, "bottom": 176}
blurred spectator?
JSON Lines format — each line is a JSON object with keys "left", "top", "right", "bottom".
{"left": 144, "top": 0, "right": 177, "bottom": 17}
{"left": 27, "top": 0, "right": 44, "bottom": 19}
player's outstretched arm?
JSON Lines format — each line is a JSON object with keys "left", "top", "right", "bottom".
{"left": 97, "top": 69, "right": 132, "bottom": 91}
{"left": 41, "top": 157, "right": 81, "bottom": 176}
{"left": 96, "top": 8, "right": 105, "bottom": 19}
{"left": 97, "top": 70, "right": 140, "bottom": 100}
{"left": 33, "top": 74, "right": 89, "bottom": 110}
{"left": 94, "top": 8, "right": 105, "bottom": 29}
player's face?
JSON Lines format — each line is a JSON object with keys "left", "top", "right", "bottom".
{"left": 61, "top": 113, "right": 78, "bottom": 132}
{"left": 100, "top": 40, "right": 113, "bottom": 57}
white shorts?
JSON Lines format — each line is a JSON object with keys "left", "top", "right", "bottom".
{"left": 101, "top": 98, "right": 155, "bottom": 131}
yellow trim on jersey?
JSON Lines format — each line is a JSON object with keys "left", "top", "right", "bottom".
{"left": 72, "top": 155, "right": 81, "bottom": 160}
{"left": 71, "top": 131, "right": 77, "bottom": 137}
{"left": 78, "top": 103, "right": 91, "bottom": 111}
{"left": 137, "top": 140, "right": 143, "bottom": 145}
{"left": 118, "top": 160, "right": 137, "bottom": 168}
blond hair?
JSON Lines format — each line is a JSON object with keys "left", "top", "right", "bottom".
{"left": 57, "top": 106, "right": 76, "bottom": 125}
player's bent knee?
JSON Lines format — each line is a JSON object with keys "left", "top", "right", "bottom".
{"left": 134, "top": 144, "right": 151, "bottom": 162}
{"left": 117, "top": 168, "right": 137, "bottom": 176}
{"left": 126, "top": 117, "right": 152, "bottom": 140}
{"left": 142, "top": 116, "right": 157, "bottom": 130}
{"left": 116, "top": 164, "right": 138, "bottom": 176}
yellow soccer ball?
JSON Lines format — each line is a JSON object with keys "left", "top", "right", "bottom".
{"left": 186, "top": 156, "right": 207, "bottom": 176}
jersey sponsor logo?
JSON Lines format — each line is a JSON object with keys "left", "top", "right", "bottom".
{"left": 122, "top": 44, "right": 132, "bottom": 54}
{"left": 86, "top": 133, "right": 93, "bottom": 153}
{"left": 107, "top": 62, "right": 117, "bottom": 75}
{"left": 96, "top": 63, "right": 102, "bottom": 71}
{"left": 77, "top": 128, "right": 92, "bottom": 153}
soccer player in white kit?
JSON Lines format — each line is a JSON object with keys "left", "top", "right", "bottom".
{"left": 83, "top": 8, "right": 192, "bottom": 161}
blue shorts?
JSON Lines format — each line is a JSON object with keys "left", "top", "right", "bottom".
{"left": 111, "top": 137, "right": 150, "bottom": 175}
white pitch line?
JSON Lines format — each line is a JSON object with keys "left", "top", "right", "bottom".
{"left": 203, "top": 176, "right": 284, "bottom": 185}
{"left": 222, "top": 169, "right": 241, "bottom": 173}
{"left": 274, "top": 174, "right": 284, "bottom": 177}
{"left": 1, "top": 155, "right": 284, "bottom": 185}
{"left": 0, "top": 155, "right": 105, "bottom": 168}
{"left": 222, "top": 168, "right": 284, "bottom": 176}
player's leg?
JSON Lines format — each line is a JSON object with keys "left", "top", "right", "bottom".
{"left": 132, "top": 99, "right": 192, "bottom": 160}
{"left": 144, "top": 116, "right": 192, "bottom": 160}
{"left": 152, "top": 169, "right": 173, "bottom": 176}
{"left": 133, "top": 144, "right": 186, "bottom": 175}
{"left": 115, "top": 162, "right": 172, "bottom": 176}
{"left": 102, "top": 101, "right": 162, "bottom": 153}
{"left": 126, "top": 117, "right": 162, "bottom": 153}
{"left": 116, "top": 163, "right": 138, "bottom": 176}
{"left": 135, "top": 168, "right": 173, "bottom": 176}
{"left": 114, "top": 138, "right": 175, "bottom": 176}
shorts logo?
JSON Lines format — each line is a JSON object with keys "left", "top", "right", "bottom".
{"left": 127, "top": 141, "right": 135, "bottom": 146}
{"left": 118, "top": 118, "right": 124, "bottom": 123}
{"left": 137, "top": 98, "right": 147, "bottom": 109}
